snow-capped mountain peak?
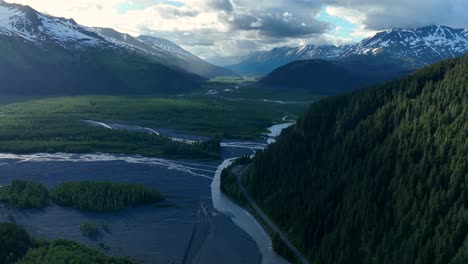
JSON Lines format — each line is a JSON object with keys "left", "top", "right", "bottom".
{"left": 0, "top": 1, "right": 104, "bottom": 48}
{"left": 341, "top": 25, "right": 468, "bottom": 64}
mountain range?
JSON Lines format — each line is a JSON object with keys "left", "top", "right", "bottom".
{"left": 227, "top": 25, "right": 468, "bottom": 74}
{"left": 0, "top": 1, "right": 233, "bottom": 95}
{"left": 226, "top": 44, "right": 354, "bottom": 74}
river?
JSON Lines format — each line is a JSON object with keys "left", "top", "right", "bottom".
{"left": 0, "top": 121, "right": 294, "bottom": 264}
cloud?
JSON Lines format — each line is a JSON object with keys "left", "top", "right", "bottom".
{"left": 206, "top": 0, "right": 233, "bottom": 12}
{"left": 326, "top": 0, "right": 468, "bottom": 30}
{"left": 156, "top": 5, "right": 199, "bottom": 18}
{"left": 228, "top": 10, "right": 329, "bottom": 38}
{"left": 4, "top": 0, "right": 467, "bottom": 65}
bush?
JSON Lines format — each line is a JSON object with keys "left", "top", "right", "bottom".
{"left": 0, "top": 180, "right": 49, "bottom": 209}
{"left": 80, "top": 222, "right": 100, "bottom": 238}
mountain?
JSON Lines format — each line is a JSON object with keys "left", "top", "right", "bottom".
{"left": 226, "top": 44, "right": 353, "bottom": 74}
{"left": 92, "top": 28, "right": 234, "bottom": 78}
{"left": 342, "top": 25, "right": 468, "bottom": 67}
{"left": 260, "top": 56, "right": 411, "bottom": 94}
{"left": 244, "top": 55, "right": 468, "bottom": 263}
{"left": 228, "top": 25, "right": 468, "bottom": 74}
{"left": 0, "top": 1, "right": 231, "bottom": 95}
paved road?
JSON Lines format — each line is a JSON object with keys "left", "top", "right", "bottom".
{"left": 234, "top": 166, "right": 309, "bottom": 264}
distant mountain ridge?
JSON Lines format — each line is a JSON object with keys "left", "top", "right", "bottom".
{"left": 227, "top": 25, "right": 468, "bottom": 74}
{"left": 226, "top": 44, "right": 353, "bottom": 74}
{"left": 260, "top": 57, "right": 411, "bottom": 94}
{"left": 91, "top": 28, "right": 234, "bottom": 78}
{"left": 0, "top": 1, "right": 233, "bottom": 95}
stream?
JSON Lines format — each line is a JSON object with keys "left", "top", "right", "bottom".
{"left": 0, "top": 121, "right": 294, "bottom": 264}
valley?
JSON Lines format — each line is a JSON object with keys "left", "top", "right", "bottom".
{"left": 0, "top": 113, "right": 296, "bottom": 264}
{"left": 0, "top": 78, "right": 315, "bottom": 264}
{"left": 0, "top": 1, "right": 466, "bottom": 263}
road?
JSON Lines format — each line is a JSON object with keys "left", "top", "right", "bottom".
{"left": 234, "top": 165, "right": 310, "bottom": 264}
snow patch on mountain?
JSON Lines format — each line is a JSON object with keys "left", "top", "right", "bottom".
{"left": 137, "top": 35, "right": 199, "bottom": 60}
{"left": 0, "top": 2, "right": 104, "bottom": 48}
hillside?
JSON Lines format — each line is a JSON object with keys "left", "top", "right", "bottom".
{"left": 0, "top": 1, "right": 234, "bottom": 95}
{"left": 260, "top": 58, "right": 410, "bottom": 94}
{"left": 245, "top": 55, "right": 468, "bottom": 263}
{"left": 0, "top": 35, "right": 200, "bottom": 95}
{"left": 93, "top": 29, "right": 234, "bottom": 78}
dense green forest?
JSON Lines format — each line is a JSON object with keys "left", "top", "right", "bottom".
{"left": 51, "top": 181, "right": 164, "bottom": 212}
{"left": 0, "top": 180, "right": 49, "bottom": 209}
{"left": 245, "top": 55, "right": 468, "bottom": 263}
{"left": 0, "top": 223, "right": 33, "bottom": 264}
{"left": 0, "top": 223, "right": 133, "bottom": 264}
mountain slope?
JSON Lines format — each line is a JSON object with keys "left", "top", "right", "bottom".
{"left": 228, "top": 25, "right": 468, "bottom": 74}
{"left": 0, "top": 1, "right": 231, "bottom": 95}
{"left": 92, "top": 28, "right": 234, "bottom": 78}
{"left": 0, "top": 34, "right": 200, "bottom": 95}
{"left": 245, "top": 55, "right": 468, "bottom": 263}
{"left": 260, "top": 57, "right": 411, "bottom": 94}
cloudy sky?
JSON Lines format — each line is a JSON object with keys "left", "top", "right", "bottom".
{"left": 5, "top": 0, "right": 468, "bottom": 65}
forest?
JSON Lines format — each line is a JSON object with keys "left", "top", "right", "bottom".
{"left": 244, "top": 55, "right": 468, "bottom": 263}
{"left": 0, "top": 222, "right": 133, "bottom": 264}
{"left": 220, "top": 156, "right": 252, "bottom": 206}
{"left": 51, "top": 181, "right": 164, "bottom": 212}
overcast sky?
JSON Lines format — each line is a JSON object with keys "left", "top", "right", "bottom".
{"left": 5, "top": 0, "right": 468, "bottom": 65}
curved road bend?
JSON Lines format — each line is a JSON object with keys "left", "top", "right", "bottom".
{"left": 234, "top": 166, "right": 309, "bottom": 264}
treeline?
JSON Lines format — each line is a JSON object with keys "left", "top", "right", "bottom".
{"left": 0, "top": 223, "right": 133, "bottom": 264}
{"left": 0, "top": 120, "right": 221, "bottom": 159}
{"left": 162, "top": 139, "right": 221, "bottom": 159}
{"left": 0, "top": 180, "right": 164, "bottom": 212}
{"left": 245, "top": 55, "right": 468, "bottom": 263}
{"left": 51, "top": 181, "right": 164, "bottom": 212}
